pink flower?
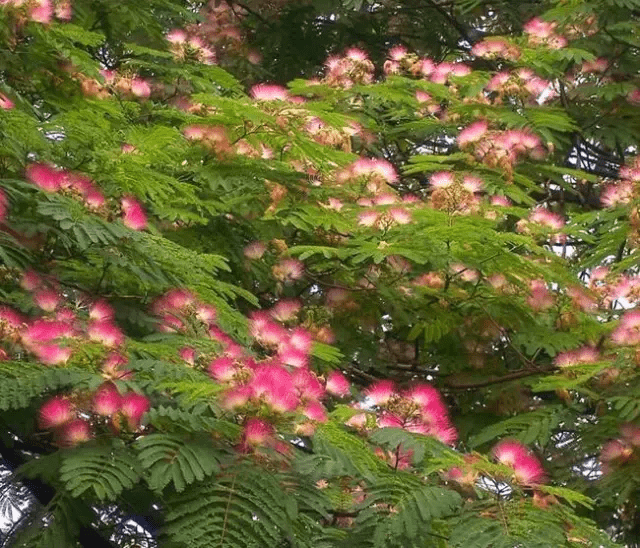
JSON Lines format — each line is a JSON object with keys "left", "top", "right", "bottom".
{"left": 58, "top": 419, "right": 92, "bottom": 446}
{"left": 270, "top": 299, "right": 301, "bottom": 322}
{"left": 26, "top": 163, "right": 65, "bottom": 192}
{"left": 346, "top": 412, "right": 368, "bottom": 428}
{"left": 272, "top": 258, "right": 304, "bottom": 282}
{"left": 389, "top": 207, "right": 412, "bottom": 225}
{"left": 365, "top": 380, "right": 396, "bottom": 406}
{"left": 243, "top": 241, "right": 267, "bottom": 260}
{"left": 179, "top": 346, "right": 196, "bottom": 364}
{"left": 292, "top": 368, "right": 325, "bottom": 401}
{"left": 221, "top": 385, "right": 252, "bottom": 410}
{"left": 430, "top": 171, "right": 454, "bottom": 188}
{"left": 39, "top": 397, "right": 73, "bottom": 428}
{"left": 87, "top": 320, "right": 125, "bottom": 348}
{"left": 93, "top": 383, "right": 121, "bottom": 416}
{"left": 326, "top": 371, "right": 350, "bottom": 397}
{"left": 30, "top": 0, "right": 53, "bottom": 24}
{"left": 288, "top": 327, "right": 314, "bottom": 353}
{"left": 208, "top": 357, "right": 236, "bottom": 382}
{"left": 120, "top": 392, "right": 150, "bottom": 429}
{"left": 32, "top": 343, "right": 72, "bottom": 365}
{"left": 492, "top": 439, "right": 546, "bottom": 484}
{"left": 457, "top": 120, "right": 488, "bottom": 148}
{"left": 195, "top": 304, "right": 217, "bottom": 324}
{"left": 303, "top": 401, "right": 328, "bottom": 422}
{"left": 279, "top": 346, "right": 309, "bottom": 369}
{"left": 33, "top": 289, "right": 60, "bottom": 312}
{"left": 0, "top": 93, "right": 14, "bottom": 110}
{"left": 243, "top": 418, "right": 274, "bottom": 445}
{"left": 131, "top": 78, "right": 151, "bottom": 98}
{"left": 21, "top": 319, "right": 72, "bottom": 344}
{"left": 89, "top": 300, "right": 115, "bottom": 321}
{"left": 527, "top": 279, "right": 554, "bottom": 311}
{"left": 250, "top": 83, "right": 289, "bottom": 101}
{"left": 121, "top": 195, "right": 148, "bottom": 230}
{"left": 358, "top": 210, "right": 379, "bottom": 227}
{"left": 529, "top": 207, "right": 565, "bottom": 230}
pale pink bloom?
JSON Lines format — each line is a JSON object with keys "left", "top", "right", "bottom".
{"left": 490, "top": 195, "right": 512, "bottom": 207}
{"left": 59, "top": 419, "right": 92, "bottom": 446}
{"left": 243, "top": 241, "right": 266, "bottom": 260}
{"left": 93, "top": 383, "right": 121, "bottom": 416}
{"left": 178, "top": 346, "right": 196, "bottom": 364}
{"left": 451, "top": 263, "right": 479, "bottom": 283}
{"left": 270, "top": 299, "right": 301, "bottom": 322}
{"left": 345, "top": 47, "right": 368, "bottom": 61}
{"left": 326, "top": 371, "right": 350, "bottom": 397}
{"left": 414, "top": 271, "right": 445, "bottom": 288}
{"left": 166, "top": 29, "right": 188, "bottom": 44}
{"left": 378, "top": 412, "right": 403, "bottom": 428}
{"left": 30, "top": 0, "right": 53, "bottom": 23}
{"left": 183, "top": 125, "right": 207, "bottom": 140}
{"left": 431, "top": 423, "right": 458, "bottom": 445}
{"left": 406, "top": 383, "right": 442, "bottom": 408}
{"left": 221, "top": 385, "right": 252, "bottom": 410}
{"left": 102, "top": 352, "right": 130, "bottom": 378}
{"left": 121, "top": 143, "right": 136, "bottom": 154}
{"left": 121, "top": 195, "right": 147, "bottom": 230}
{"left": 555, "top": 346, "right": 599, "bottom": 367}
{"left": 195, "top": 304, "right": 217, "bottom": 324}
{"left": 256, "top": 320, "right": 287, "bottom": 347}
{"left": 357, "top": 198, "right": 373, "bottom": 207}
{"left": 415, "top": 90, "right": 431, "bottom": 103}
{"left": 54, "top": 1, "right": 71, "bottom": 20}
{"left": 279, "top": 346, "right": 309, "bottom": 369}
{"left": 323, "top": 197, "right": 343, "bottom": 211}
{"left": 430, "top": 171, "right": 454, "bottom": 188}
{"left": 451, "top": 63, "right": 471, "bottom": 76}
{"left": 390, "top": 208, "right": 412, "bottom": 225}
{"left": 529, "top": 207, "right": 565, "bottom": 230}
{"left": 251, "top": 364, "right": 298, "bottom": 412}
{"left": 388, "top": 45, "right": 407, "bottom": 61}
{"left": 345, "top": 413, "right": 367, "bottom": 428}
{"left": 628, "top": 89, "right": 640, "bottom": 105}
{"left": 243, "top": 418, "right": 274, "bottom": 445}
{"left": 611, "top": 310, "right": 640, "bottom": 345}
{"left": 87, "top": 320, "right": 125, "bottom": 348}
{"left": 358, "top": 210, "right": 379, "bottom": 227}
{"left": 462, "top": 175, "right": 484, "bottom": 193}
{"left": 458, "top": 120, "right": 489, "bottom": 147}
{"left": 33, "top": 289, "right": 59, "bottom": 312}
{"left": 250, "top": 83, "right": 289, "bottom": 101}
{"left": 0, "top": 189, "right": 7, "bottom": 221}
{"left": 513, "top": 454, "right": 547, "bottom": 484}
{"left": 158, "top": 288, "right": 194, "bottom": 311}
{"left": 486, "top": 71, "right": 511, "bottom": 92}
{"left": 492, "top": 438, "right": 528, "bottom": 466}
{"left": 527, "top": 279, "right": 554, "bottom": 311}
{"left": 303, "top": 401, "right": 328, "bottom": 422}
{"left": 620, "top": 424, "right": 640, "bottom": 447}
{"left": 39, "top": 397, "right": 73, "bottom": 428}
{"left": 131, "top": 78, "right": 151, "bottom": 98}
{"left": 120, "top": 392, "right": 150, "bottom": 429}
{"left": 22, "top": 319, "right": 72, "bottom": 344}
{"left": 600, "top": 440, "right": 632, "bottom": 472}
{"left": 620, "top": 164, "right": 640, "bottom": 182}
{"left": 273, "top": 258, "right": 305, "bottom": 282}
{"left": 89, "top": 300, "right": 115, "bottom": 321}
{"left": 591, "top": 266, "right": 609, "bottom": 281}
{"left": 365, "top": 380, "right": 396, "bottom": 405}
{"left": 601, "top": 181, "right": 634, "bottom": 207}
{"left": 55, "top": 309, "right": 74, "bottom": 324}
{"left": 0, "top": 93, "right": 14, "bottom": 110}
{"left": 373, "top": 193, "right": 398, "bottom": 206}
{"left": 523, "top": 17, "right": 555, "bottom": 39}
{"left": 288, "top": 327, "right": 313, "bottom": 353}
{"left": 84, "top": 188, "right": 106, "bottom": 209}
{"left": 26, "top": 163, "right": 64, "bottom": 192}
{"left": 32, "top": 343, "right": 72, "bottom": 365}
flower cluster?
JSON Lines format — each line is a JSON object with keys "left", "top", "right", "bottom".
{"left": 38, "top": 384, "right": 149, "bottom": 446}
{"left": 486, "top": 69, "right": 554, "bottom": 103}
{"left": 601, "top": 156, "right": 640, "bottom": 208}
{"left": 428, "top": 171, "right": 483, "bottom": 214}
{"left": 350, "top": 380, "right": 457, "bottom": 445}
{"left": 382, "top": 47, "right": 470, "bottom": 85}
{"left": 492, "top": 439, "right": 547, "bottom": 484}
{"left": 471, "top": 38, "right": 521, "bottom": 60}
{"left": 600, "top": 423, "right": 640, "bottom": 474}
{"left": 0, "top": 0, "right": 71, "bottom": 25}
{"left": 24, "top": 162, "right": 147, "bottom": 230}
{"left": 523, "top": 17, "right": 568, "bottom": 49}
{"left": 323, "top": 48, "right": 375, "bottom": 88}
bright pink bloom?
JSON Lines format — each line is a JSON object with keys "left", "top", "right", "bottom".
{"left": 30, "top": 0, "right": 53, "bottom": 23}
{"left": 493, "top": 439, "right": 528, "bottom": 466}
{"left": 195, "top": 304, "right": 217, "bottom": 324}
{"left": 179, "top": 346, "right": 196, "bottom": 364}
{"left": 20, "top": 270, "right": 42, "bottom": 291}
{"left": 93, "top": 383, "right": 122, "bottom": 416}
{"left": 273, "top": 258, "right": 305, "bottom": 282}
{"left": 121, "top": 195, "right": 147, "bottom": 230}
{"left": 346, "top": 412, "right": 368, "bottom": 428}
{"left": 89, "top": 300, "right": 115, "bottom": 321}
{"left": 430, "top": 171, "right": 454, "bottom": 188}
{"left": 0, "top": 306, "right": 24, "bottom": 331}
{"left": 389, "top": 207, "right": 412, "bottom": 225}
{"left": 279, "top": 347, "right": 309, "bottom": 369}
{"left": 270, "top": 299, "right": 301, "bottom": 322}
{"left": 59, "top": 419, "right": 92, "bottom": 446}
{"left": 250, "top": 84, "right": 289, "bottom": 101}
{"left": 0, "top": 93, "right": 14, "bottom": 110}
{"left": 458, "top": 120, "right": 488, "bottom": 148}
{"left": 303, "top": 401, "right": 328, "bottom": 422}
{"left": 22, "top": 319, "right": 72, "bottom": 344}
{"left": 378, "top": 412, "right": 404, "bottom": 428}
{"left": 243, "top": 418, "right": 275, "bottom": 445}
{"left": 288, "top": 327, "right": 314, "bottom": 353}
{"left": 292, "top": 368, "right": 325, "bottom": 401}
{"left": 358, "top": 210, "right": 379, "bottom": 227}
{"left": 120, "top": 392, "right": 150, "bottom": 429}
{"left": 493, "top": 439, "right": 546, "bottom": 484}
{"left": 326, "top": 371, "right": 350, "bottom": 397}
{"left": 33, "top": 289, "right": 60, "bottom": 312}
{"left": 365, "top": 380, "right": 396, "bottom": 405}
{"left": 87, "top": 320, "right": 125, "bottom": 347}
{"left": 26, "top": 163, "right": 65, "bottom": 192}
{"left": 208, "top": 357, "right": 236, "bottom": 382}
{"left": 529, "top": 207, "right": 565, "bottom": 230}
{"left": 221, "top": 385, "right": 252, "bottom": 410}
{"left": 39, "top": 397, "right": 73, "bottom": 428}
{"left": 102, "top": 352, "right": 130, "bottom": 378}
{"left": 527, "top": 279, "right": 554, "bottom": 311}
{"left": 32, "top": 343, "right": 72, "bottom": 365}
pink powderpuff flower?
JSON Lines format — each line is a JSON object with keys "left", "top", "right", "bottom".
{"left": 120, "top": 392, "right": 150, "bottom": 429}
{"left": 432, "top": 423, "right": 458, "bottom": 445}
{"left": 32, "top": 343, "right": 72, "bottom": 365}
{"left": 243, "top": 241, "right": 267, "bottom": 260}
{"left": 131, "top": 78, "right": 151, "bottom": 98}
{"left": 346, "top": 412, "right": 368, "bottom": 429}
{"left": 279, "top": 346, "right": 309, "bottom": 369}
{"left": 270, "top": 299, "right": 302, "bottom": 323}
{"left": 21, "top": 319, "right": 72, "bottom": 345}
{"left": 611, "top": 310, "right": 640, "bottom": 346}
{"left": 415, "top": 90, "right": 432, "bottom": 103}
{"left": 250, "top": 364, "right": 298, "bottom": 413}
{"left": 457, "top": 120, "right": 489, "bottom": 148}
{"left": 326, "top": 371, "right": 350, "bottom": 397}
{"left": 250, "top": 83, "right": 289, "bottom": 101}
{"left": 492, "top": 439, "right": 529, "bottom": 466}
{"left": 30, "top": 0, "right": 53, "bottom": 24}
{"left": 628, "top": 89, "right": 640, "bottom": 105}
{"left": 159, "top": 288, "right": 195, "bottom": 311}
{"left": 221, "top": 385, "right": 253, "bottom": 410}
{"left": 87, "top": 320, "right": 125, "bottom": 348}
{"left": 389, "top": 207, "right": 412, "bottom": 225}
{"left": 490, "top": 195, "right": 512, "bottom": 207}
{"left": 493, "top": 439, "right": 546, "bottom": 484}
{"left": 55, "top": 0, "right": 72, "bottom": 20}
{"left": 554, "top": 346, "right": 599, "bottom": 367}
{"left": 529, "top": 207, "right": 565, "bottom": 230}
{"left": 358, "top": 210, "right": 379, "bottom": 227}
{"left": 102, "top": 352, "right": 131, "bottom": 379}
{"left": 378, "top": 412, "right": 404, "bottom": 428}
{"left": 405, "top": 383, "right": 442, "bottom": 408}
{"left": 121, "top": 195, "right": 148, "bottom": 230}
{"left": 26, "top": 163, "right": 65, "bottom": 192}
{"left": 601, "top": 181, "right": 634, "bottom": 208}
{"left": 58, "top": 419, "right": 92, "bottom": 446}
{"left": 430, "top": 171, "right": 455, "bottom": 189}
{"left": 166, "top": 29, "right": 188, "bottom": 44}
{"left": 39, "top": 397, "right": 73, "bottom": 428}
{"left": 243, "top": 418, "right": 275, "bottom": 446}
{"left": 89, "top": 300, "right": 115, "bottom": 321}
{"left": 33, "top": 289, "right": 60, "bottom": 312}
{"left": 208, "top": 357, "right": 236, "bottom": 382}
{"left": 20, "top": 270, "right": 41, "bottom": 291}
{"left": 365, "top": 380, "right": 396, "bottom": 406}
{"left": 620, "top": 424, "right": 640, "bottom": 447}
{"left": 527, "top": 279, "right": 554, "bottom": 311}
{"left": 523, "top": 17, "right": 555, "bottom": 39}
{"left": 0, "top": 93, "right": 14, "bottom": 110}
{"left": 195, "top": 304, "right": 217, "bottom": 324}
{"left": 303, "top": 401, "right": 328, "bottom": 422}
{"left": 292, "top": 368, "right": 325, "bottom": 401}
{"left": 288, "top": 327, "right": 314, "bottom": 354}
{"left": 272, "top": 258, "right": 305, "bottom": 283}
{"left": 178, "top": 346, "right": 196, "bottom": 365}
{"left": 388, "top": 45, "right": 408, "bottom": 61}
{"left": 93, "top": 383, "right": 122, "bottom": 416}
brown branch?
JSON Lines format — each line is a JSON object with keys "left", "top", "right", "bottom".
{"left": 444, "top": 365, "right": 558, "bottom": 390}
